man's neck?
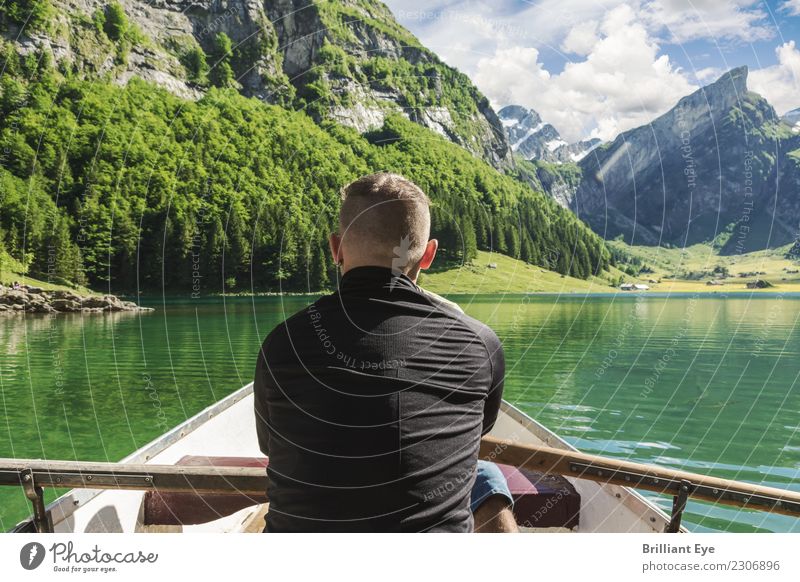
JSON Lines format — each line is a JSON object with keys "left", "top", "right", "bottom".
{"left": 341, "top": 263, "right": 419, "bottom": 284}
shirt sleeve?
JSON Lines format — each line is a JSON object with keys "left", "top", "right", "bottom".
{"left": 481, "top": 330, "right": 505, "bottom": 436}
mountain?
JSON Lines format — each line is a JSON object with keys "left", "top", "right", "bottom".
{"left": 498, "top": 105, "right": 600, "bottom": 163}
{"left": 0, "top": 0, "right": 512, "bottom": 169}
{"left": 783, "top": 108, "right": 800, "bottom": 132}
{"left": 0, "top": 0, "right": 611, "bottom": 292}
{"left": 560, "top": 66, "right": 800, "bottom": 252}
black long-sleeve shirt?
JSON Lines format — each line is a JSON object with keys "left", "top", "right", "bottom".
{"left": 254, "top": 266, "right": 505, "bottom": 532}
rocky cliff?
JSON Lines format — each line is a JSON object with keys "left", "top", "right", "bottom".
{"left": 264, "top": 0, "right": 512, "bottom": 167}
{"left": 4, "top": 0, "right": 289, "bottom": 101}
{"left": 567, "top": 67, "right": 800, "bottom": 251}
{"left": 1, "top": 0, "right": 511, "bottom": 168}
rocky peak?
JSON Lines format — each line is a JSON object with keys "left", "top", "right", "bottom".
{"left": 498, "top": 105, "right": 601, "bottom": 164}
{"left": 499, "top": 105, "right": 543, "bottom": 147}
{"left": 497, "top": 105, "right": 540, "bottom": 123}
{"left": 783, "top": 107, "right": 800, "bottom": 132}
{"left": 568, "top": 66, "right": 797, "bottom": 250}
{"left": 667, "top": 66, "right": 751, "bottom": 128}
{"left": 720, "top": 65, "right": 749, "bottom": 97}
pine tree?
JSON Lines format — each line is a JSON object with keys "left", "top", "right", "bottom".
{"left": 0, "top": 241, "right": 6, "bottom": 279}
{"left": 184, "top": 47, "right": 208, "bottom": 82}
{"left": 1, "top": 0, "right": 52, "bottom": 30}
{"left": 46, "top": 215, "right": 72, "bottom": 282}
{"left": 212, "top": 32, "right": 233, "bottom": 58}
{"left": 474, "top": 209, "right": 488, "bottom": 249}
{"left": 210, "top": 61, "right": 235, "bottom": 88}
{"left": 575, "top": 240, "right": 591, "bottom": 279}
{"left": 520, "top": 236, "right": 533, "bottom": 264}
{"left": 491, "top": 215, "right": 507, "bottom": 254}
{"left": 460, "top": 216, "right": 477, "bottom": 262}
{"left": 505, "top": 226, "right": 520, "bottom": 259}
{"left": 209, "top": 33, "right": 235, "bottom": 88}
{"left": 1, "top": 42, "right": 20, "bottom": 76}
{"left": 225, "top": 203, "right": 249, "bottom": 285}
{"left": 104, "top": 2, "right": 128, "bottom": 42}
{"left": 310, "top": 244, "right": 330, "bottom": 290}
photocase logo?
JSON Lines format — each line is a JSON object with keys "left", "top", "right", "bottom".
{"left": 20, "top": 542, "right": 46, "bottom": 570}
{"left": 390, "top": 235, "right": 412, "bottom": 291}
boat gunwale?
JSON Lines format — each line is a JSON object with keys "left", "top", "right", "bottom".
{"left": 11, "top": 383, "right": 255, "bottom": 532}
{"left": 14, "top": 386, "right": 677, "bottom": 533}
{"left": 499, "top": 400, "right": 681, "bottom": 532}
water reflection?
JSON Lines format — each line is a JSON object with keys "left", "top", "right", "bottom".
{"left": 0, "top": 295, "right": 798, "bottom": 532}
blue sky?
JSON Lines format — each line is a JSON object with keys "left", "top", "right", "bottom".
{"left": 383, "top": 0, "right": 800, "bottom": 141}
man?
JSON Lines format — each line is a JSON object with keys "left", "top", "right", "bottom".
{"left": 254, "top": 172, "right": 517, "bottom": 532}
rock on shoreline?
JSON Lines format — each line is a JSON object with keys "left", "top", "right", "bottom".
{"left": 0, "top": 287, "right": 154, "bottom": 314}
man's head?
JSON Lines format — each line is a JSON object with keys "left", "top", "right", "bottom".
{"left": 330, "top": 173, "right": 438, "bottom": 281}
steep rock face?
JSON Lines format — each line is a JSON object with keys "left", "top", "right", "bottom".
{"left": 571, "top": 67, "right": 798, "bottom": 250}
{"left": 5, "top": 0, "right": 291, "bottom": 101}
{"left": 263, "top": 0, "right": 326, "bottom": 79}
{"left": 771, "top": 143, "right": 800, "bottom": 249}
{"left": 2, "top": 0, "right": 512, "bottom": 168}
{"left": 264, "top": 0, "right": 512, "bottom": 168}
{"left": 533, "top": 162, "right": 582, "bottom": 209}
{"left": 498, "top": 105, "right": 600, "bottom": 164}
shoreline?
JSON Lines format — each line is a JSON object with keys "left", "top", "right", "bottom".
{"left": 126, "top": 288, "right": 800, "bottom": 301}
{"left": 0, "top": 286, "right": 154, "bottom": 314}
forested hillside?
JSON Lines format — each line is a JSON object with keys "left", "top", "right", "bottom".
{"left": 0, "top": 2, "right": 611, "bottom": 294}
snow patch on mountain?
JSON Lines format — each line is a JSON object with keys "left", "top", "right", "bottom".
{"left": 783, "top": 108, "right": 800, "bottom": 132}
{"left": 498, "top": 105, "right": 602, "bottom": 164}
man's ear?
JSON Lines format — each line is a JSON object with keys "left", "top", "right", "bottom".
{"left": 329, "top": 233, "right": 342, "bottom": 265}
{"left": 419, "top": 239, "right": 438, "bottom": 270}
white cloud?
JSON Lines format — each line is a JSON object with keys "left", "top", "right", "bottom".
{"left": 384, "top": 1, "right": 518, "bottom": 75}
{"left": 561, "top": 21, "right": 600, "bottom": 56}
{"left": 781, "top": 0, "right": 800, "bottom": 17}
{"left": 691, "top": 66, "right": 723, "bottom": 84}
{"left": 641, "top": 0, "right": 774, "bottom": 43}
{"left": 498, "top": 0, "right": 629, "bottom": 49}
{"left": 388, "top": 1, "right": 775, "bottom": 56}
{"left": 473, "top": 4, "right": 696, "bottom": 141}
{"left": 386, "top": 0, "right": 630, "bottom": 73}
{"left": 386, "top": 0, "right": 793, "bottom": 141}
{"left": 749, "top": 41, "right": 800, "bottom": 115}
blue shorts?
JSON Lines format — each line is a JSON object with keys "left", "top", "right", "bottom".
{"left": 470, "top": 460, "right": 514, "bottom": 513}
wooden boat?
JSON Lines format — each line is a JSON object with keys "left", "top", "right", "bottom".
{"left": 4, "top": 382, "right": 799, "bottom": 533}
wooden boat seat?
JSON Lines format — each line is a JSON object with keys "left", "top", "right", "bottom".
{"left": 142, "top": 456, "right": 268, "bottom": 527}
{"left": 142, "top": 457, "right": 580, "bottom": 530}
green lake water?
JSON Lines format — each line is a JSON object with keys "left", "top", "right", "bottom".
{"left": 1, "top": 294, "right": 798, "bottom": 532}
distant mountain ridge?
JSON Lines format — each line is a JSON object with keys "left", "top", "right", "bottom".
{"left": 784, "top": 108, "right": 800, "bottom": 132}
{"left": 498, "top": 105, "right": 601, "bottom": 164}
{"left": 542, "top": 66, "right": 800, "bottom": 252}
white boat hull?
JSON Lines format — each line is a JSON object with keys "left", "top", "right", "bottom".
{"left": 29, "top": 383, "right": 675, "bottom": 533}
